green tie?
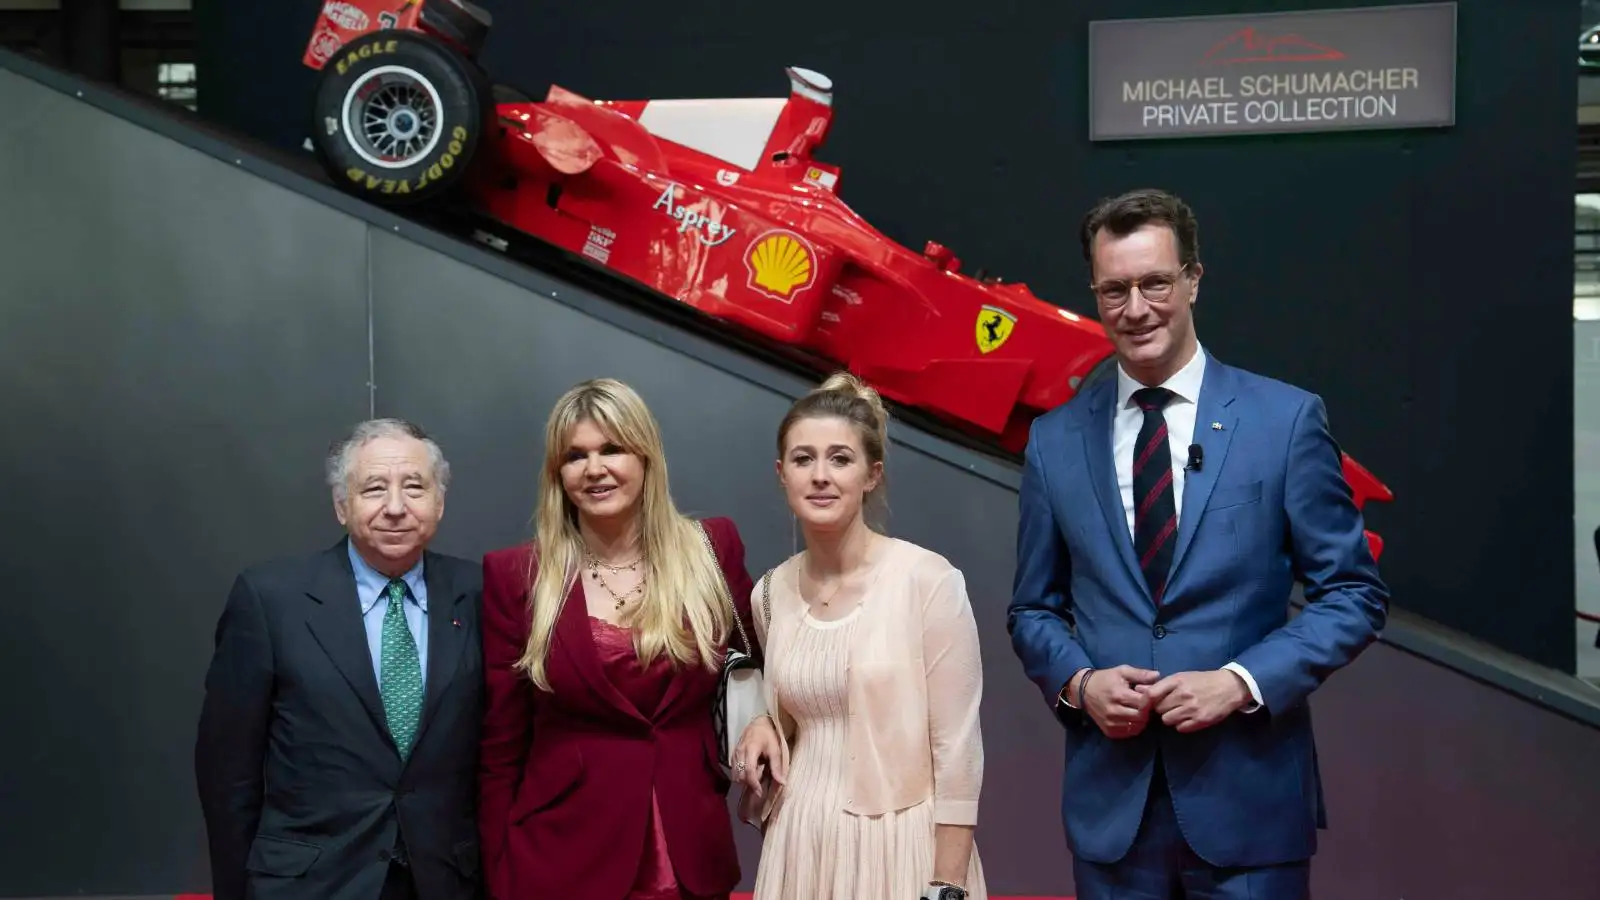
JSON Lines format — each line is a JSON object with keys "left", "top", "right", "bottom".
{"left": 380, "top": 579, "right": 424, "bottom": 760}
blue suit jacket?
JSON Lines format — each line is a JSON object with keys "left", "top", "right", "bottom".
{"left": 1007, "top": 356, "right": 1388, "bottom": 869}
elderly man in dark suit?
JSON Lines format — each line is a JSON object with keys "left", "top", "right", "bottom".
{"left": 195, "top": 418, "right": 484, "bottom": 900}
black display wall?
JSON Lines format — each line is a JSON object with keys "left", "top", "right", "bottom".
{"left": 8, "top": 22, "right": 1600, "bottom": 896}
{"left": 194, "top": 0, "right": 1577, "bottom": 668}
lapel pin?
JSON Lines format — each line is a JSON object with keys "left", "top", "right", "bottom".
{"left": 451, "top": 618, "right": 461, "bottom": 628}
{"left": 1211, "top": 422, "right": 1224, "bottom": 431}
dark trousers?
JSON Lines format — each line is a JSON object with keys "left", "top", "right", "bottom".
{"left": 1072, "top": 764, "right": 1311, "bottom": 900}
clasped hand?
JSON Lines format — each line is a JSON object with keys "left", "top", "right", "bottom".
{"left": 731, "top": 715, "right": 787, "bottom": 795}
{"left": 1081, "top": 665, "right": 1251, "bottom": 737}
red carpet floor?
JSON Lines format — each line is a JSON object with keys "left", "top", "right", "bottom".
{"left": 177, "top": 893, "right": 1074, "bottom": 899}
{"left": 178, "top": 883, "right": 1075, "bottom": 890}
{"left": 175, "top": 883, "right": 1075, "bottom": 890}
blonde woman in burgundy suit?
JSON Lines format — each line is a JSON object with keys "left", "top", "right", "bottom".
{"left": 477, "top": 378, "right": 758, "bottom": 900}
{"left": 732, "top": 372, "right": 988, "bottom": 900}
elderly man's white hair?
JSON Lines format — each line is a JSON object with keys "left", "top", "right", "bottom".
{"left": 325, "top": 418, "right": 452, "bottom": 502}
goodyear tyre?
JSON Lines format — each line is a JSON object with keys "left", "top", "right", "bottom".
{"left": 310, "top": 30, "right": 491, "bottom": 207}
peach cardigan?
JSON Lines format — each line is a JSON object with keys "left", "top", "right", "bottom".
{"left": 750, "top": 538, "right": 984, "bottom": 825}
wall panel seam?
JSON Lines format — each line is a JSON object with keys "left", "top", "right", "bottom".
{"left": 366, "top": 225, "right": 376, "bottom": 418}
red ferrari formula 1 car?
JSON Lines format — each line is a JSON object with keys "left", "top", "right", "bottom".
{"left": 298, "top": 0, "right": 1393, "bottom": 558}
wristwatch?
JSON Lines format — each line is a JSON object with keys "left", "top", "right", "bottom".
{"left": 921, "top": 882, "right": 968, "bottom": 900}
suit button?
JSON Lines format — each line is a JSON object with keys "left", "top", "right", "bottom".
{"left": 1154, "top": 625, "right": 1167, "bottom": 639}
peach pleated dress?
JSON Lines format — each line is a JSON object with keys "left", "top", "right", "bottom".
{"left": 750, "top": 543, "right": 987, "bottom": 900}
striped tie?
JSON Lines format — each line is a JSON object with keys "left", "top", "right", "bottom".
{"left": 1131, "top": 387, "right": 1179, "bottom": 604}
{"left": 379, "top": 579, "right": 424, "bottom": 760}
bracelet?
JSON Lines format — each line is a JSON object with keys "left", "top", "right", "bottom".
{"left": 1076, "top": 668, "right": 1095, "bottom": 708}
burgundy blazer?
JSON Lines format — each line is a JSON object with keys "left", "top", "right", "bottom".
{"left": 477, "top": 516, "right": 758, "bottom": 900}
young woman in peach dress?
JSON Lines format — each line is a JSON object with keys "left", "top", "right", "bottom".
{"left": 732, "top": 372, "right": 987, "bottom": 900}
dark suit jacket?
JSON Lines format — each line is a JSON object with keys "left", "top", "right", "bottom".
{"left": 195, "top": 538, "right": 485, "bottom": 900}
{"left": 477, "top": 516, "right": 756, "bottom": 900}
{"left": 1008, "top": 357, "right": 1389, "bottom": 869}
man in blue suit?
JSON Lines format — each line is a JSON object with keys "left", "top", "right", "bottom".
{"left": 1007, "top": 188, "right": 1389, "bottom": 898}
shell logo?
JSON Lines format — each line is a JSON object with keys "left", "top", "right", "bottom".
{"left": 744, "top": 230, "right": 818, "bottom": 303}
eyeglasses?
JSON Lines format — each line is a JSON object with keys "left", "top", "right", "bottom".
{"left": 1090, "top": 264, "right": 1191, "bottom": 307}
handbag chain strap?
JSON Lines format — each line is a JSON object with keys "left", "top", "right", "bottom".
{"left": 695, "top": 520, "right": 754, "bottom": 658}
{"left": 760, "top": 569, "right": 772, "bottom": 630}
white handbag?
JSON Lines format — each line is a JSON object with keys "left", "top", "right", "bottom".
{"left": 695, "top": 522, "right": 769, "bottom": 768}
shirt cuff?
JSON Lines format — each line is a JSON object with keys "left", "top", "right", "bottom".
{"left": 1223, "top": 662, "right": 1264, "bottom": 713}
{"left": 933, "top": 797, "right": 980, "bottom": 826}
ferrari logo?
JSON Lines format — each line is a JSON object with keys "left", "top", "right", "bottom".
{"left": 976, "top": 305, "right": 1016, "bottom": 354}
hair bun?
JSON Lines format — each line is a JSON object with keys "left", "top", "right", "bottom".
{"left": 817, "top": 370, "right": 867, "bottom": 398}
{"left": 815, "top": 371, "right": 889, "bottom": 442}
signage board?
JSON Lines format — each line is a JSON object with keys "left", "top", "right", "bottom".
{"left": 1088, "top": 3, "right": 1457, "bottom": 141}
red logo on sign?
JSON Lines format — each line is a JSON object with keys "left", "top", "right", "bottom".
{"left": 1202, "top": 27, "right": 1345, "bottom": 64}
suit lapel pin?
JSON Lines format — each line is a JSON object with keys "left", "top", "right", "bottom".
{"left": 451, "top": 618, "right": 461, "bottom": 628}
{"left": 1211, "top": 422, "right": 1224, "bottom": 430}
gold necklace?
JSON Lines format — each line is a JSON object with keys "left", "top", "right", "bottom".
{"left": 801, "top": 567, "right": 849, "bottom": 608}
{"left": 803, "top": 537, "right": 878, "bottom": 608}
{"left": 589, "top": 554, "right": 642, "bottom": 573}
{"left": 585, "top": 552, "right": 646, "bottom": 610}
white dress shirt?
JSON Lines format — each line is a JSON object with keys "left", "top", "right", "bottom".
{"left": 349, "top": 539, "right": 430, "bottom": 685}
{"left": 1111, "top": 346, "right": 1263, "bottom": 713}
